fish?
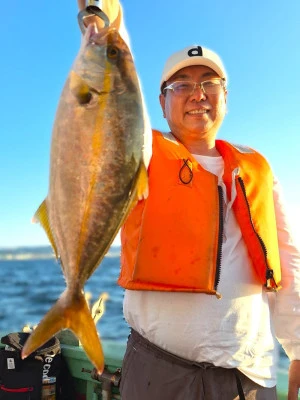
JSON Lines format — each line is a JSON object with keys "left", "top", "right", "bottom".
{"left": 21, "top": 22, "right": 148, "bottom": 373}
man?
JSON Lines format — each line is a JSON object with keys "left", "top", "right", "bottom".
{"left": 77, "top": 1, "right": 300, "bottom": 398}
{"left": 118, "top": 44, "right": 300, "bottom": 400}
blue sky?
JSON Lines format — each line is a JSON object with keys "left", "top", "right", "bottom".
{"left": 1, "top": 0, "right": 299, "bottom": 248}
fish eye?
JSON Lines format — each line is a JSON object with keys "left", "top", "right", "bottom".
{"left": 78, "top": 91, "right": 93, "bottom": 105}
{"left": 107, "top": 45, "right": 119, "bottom": 60}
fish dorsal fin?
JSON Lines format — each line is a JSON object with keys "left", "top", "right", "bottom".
{"left": 69, "top": 70, "right": 92, "bottom": 105}
{"left": 32, "top": 200, "right": 59, "bottom": 259}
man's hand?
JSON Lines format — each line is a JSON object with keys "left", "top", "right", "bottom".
{"left": 77, "top": 0, "right": 121, "bottom": 30}
{"left": 288, "top": 360, "right": 300, "bottom": 400}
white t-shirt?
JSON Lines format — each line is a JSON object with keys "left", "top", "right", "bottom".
{"left": 123, "top": 154, "right": 300, "bottom": 387}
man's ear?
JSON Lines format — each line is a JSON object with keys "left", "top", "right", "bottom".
{"left": 159, "top": 93, "right": 166, "bottom": 117}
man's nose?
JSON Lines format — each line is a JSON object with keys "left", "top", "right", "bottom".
{"left": 190, "top": 85, "right": 206, "bottom": 101}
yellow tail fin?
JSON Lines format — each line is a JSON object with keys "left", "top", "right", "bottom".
{"left": 21, "top": 289, "right": 105, "bottom": 373}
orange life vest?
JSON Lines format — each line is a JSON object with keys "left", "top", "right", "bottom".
{"left": 118, "top": 130, "right": 282, "bottom": 295}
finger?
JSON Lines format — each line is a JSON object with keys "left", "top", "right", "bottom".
{"left": 77, "top": 0, "right": 120, "bottom": 21}
{"left": 77, "top": 0, "right": 107, "bottom": 31}
{"left": 287, "top": 385, "right": 299, "bottom": 400}
{"left": 102, "top": 0, "right": 120, "bottom": 23}
{"left": 77, "top": 0, "right": 86, "bottom": 11}
{"left": 77, "top": 0, "right": 121, "bottom": 31}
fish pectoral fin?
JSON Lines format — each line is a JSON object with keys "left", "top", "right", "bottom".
{"left": 21, "top": 290, "right": 105, "bottom": 374}
{"left": 33, "top": 199, "right": 59, "bottom": 259}
{"left": 69, "top": 70, "right": 92, "bottom": 105}
{"left": 136, "top": 162, "right": 149, "bottom": 200}
{"left": 122, "top": 162, "right": 148, "bottom": 219}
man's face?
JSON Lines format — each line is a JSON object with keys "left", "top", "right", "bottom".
{"left": 159, "top": 65, "right": 227, "bottom": 145}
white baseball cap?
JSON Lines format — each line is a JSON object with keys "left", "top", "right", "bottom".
{"left": 160, "top": 45, "right": 227, "bottom": 89}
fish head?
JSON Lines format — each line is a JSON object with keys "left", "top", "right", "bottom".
{"left": 70, "top": 24, "right": 139, "bottom": 104}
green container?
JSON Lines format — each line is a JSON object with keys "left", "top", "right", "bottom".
{"left": 60, "top": 334, "right": 125, "bottom": 399}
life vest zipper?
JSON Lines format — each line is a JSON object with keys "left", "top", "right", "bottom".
{"left": 0, "top": 385, "right": 34, "bottom": 393}
{"left": 214, "top": 185, "right": 224, "bottom": 298}
{"left": 237, "top": 177, "right": 277, "bottom": 289}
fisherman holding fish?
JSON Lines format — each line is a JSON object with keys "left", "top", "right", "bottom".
{"left": 30, "top": 1, "right": 298, "bottom": 399}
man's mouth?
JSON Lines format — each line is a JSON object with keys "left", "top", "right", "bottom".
{"left": 187, "top": 109, "right": 209, "bottom": 115}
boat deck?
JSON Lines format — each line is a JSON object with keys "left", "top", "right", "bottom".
{"left": 0, "top": 331, "right": 289, "bottom": 399}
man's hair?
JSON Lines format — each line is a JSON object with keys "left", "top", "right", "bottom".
{"left": 161, "top": 82, "right": 167, "bottom": 95}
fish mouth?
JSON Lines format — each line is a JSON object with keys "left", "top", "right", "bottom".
{"left": 85, "top": 23, "right": 119, "bottom": 47}
{"left": 79, "top": 22, "right": 105, "bottom": 47}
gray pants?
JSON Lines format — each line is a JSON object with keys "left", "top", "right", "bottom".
{"left": 120, "top": 330, "right": 277, "bottom": 400}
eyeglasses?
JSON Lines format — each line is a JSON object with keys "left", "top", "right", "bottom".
{"left": 163, "top": 78, "right": 225, "bottom": 97}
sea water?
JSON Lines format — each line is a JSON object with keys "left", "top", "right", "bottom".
{"left": 0, "top": 246, "right": 289, "bottom": 396}
{"left": 0, "top": 246, "right": 129, "bottom": 340}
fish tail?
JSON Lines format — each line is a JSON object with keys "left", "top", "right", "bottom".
{"left": 21, "top": 289, "right": 105, "bottom": 373}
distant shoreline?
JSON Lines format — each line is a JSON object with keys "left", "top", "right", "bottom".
{"left": 0, "top": 253, "right": 55, "bottom": 261}
{"left": 0, "top": 245, "right": 121, "bottom": 261}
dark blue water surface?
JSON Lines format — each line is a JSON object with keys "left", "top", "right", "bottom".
{"left": 0, "top": 249, "right": 130, "bottom": 342}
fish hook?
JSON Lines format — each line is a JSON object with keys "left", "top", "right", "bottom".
{"left": 78, "top": 0, "right": 110, "bottom": 34}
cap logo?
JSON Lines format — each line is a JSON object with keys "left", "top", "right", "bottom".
{"left": 187, "top": 46, "right": 203, "bottom": 57}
